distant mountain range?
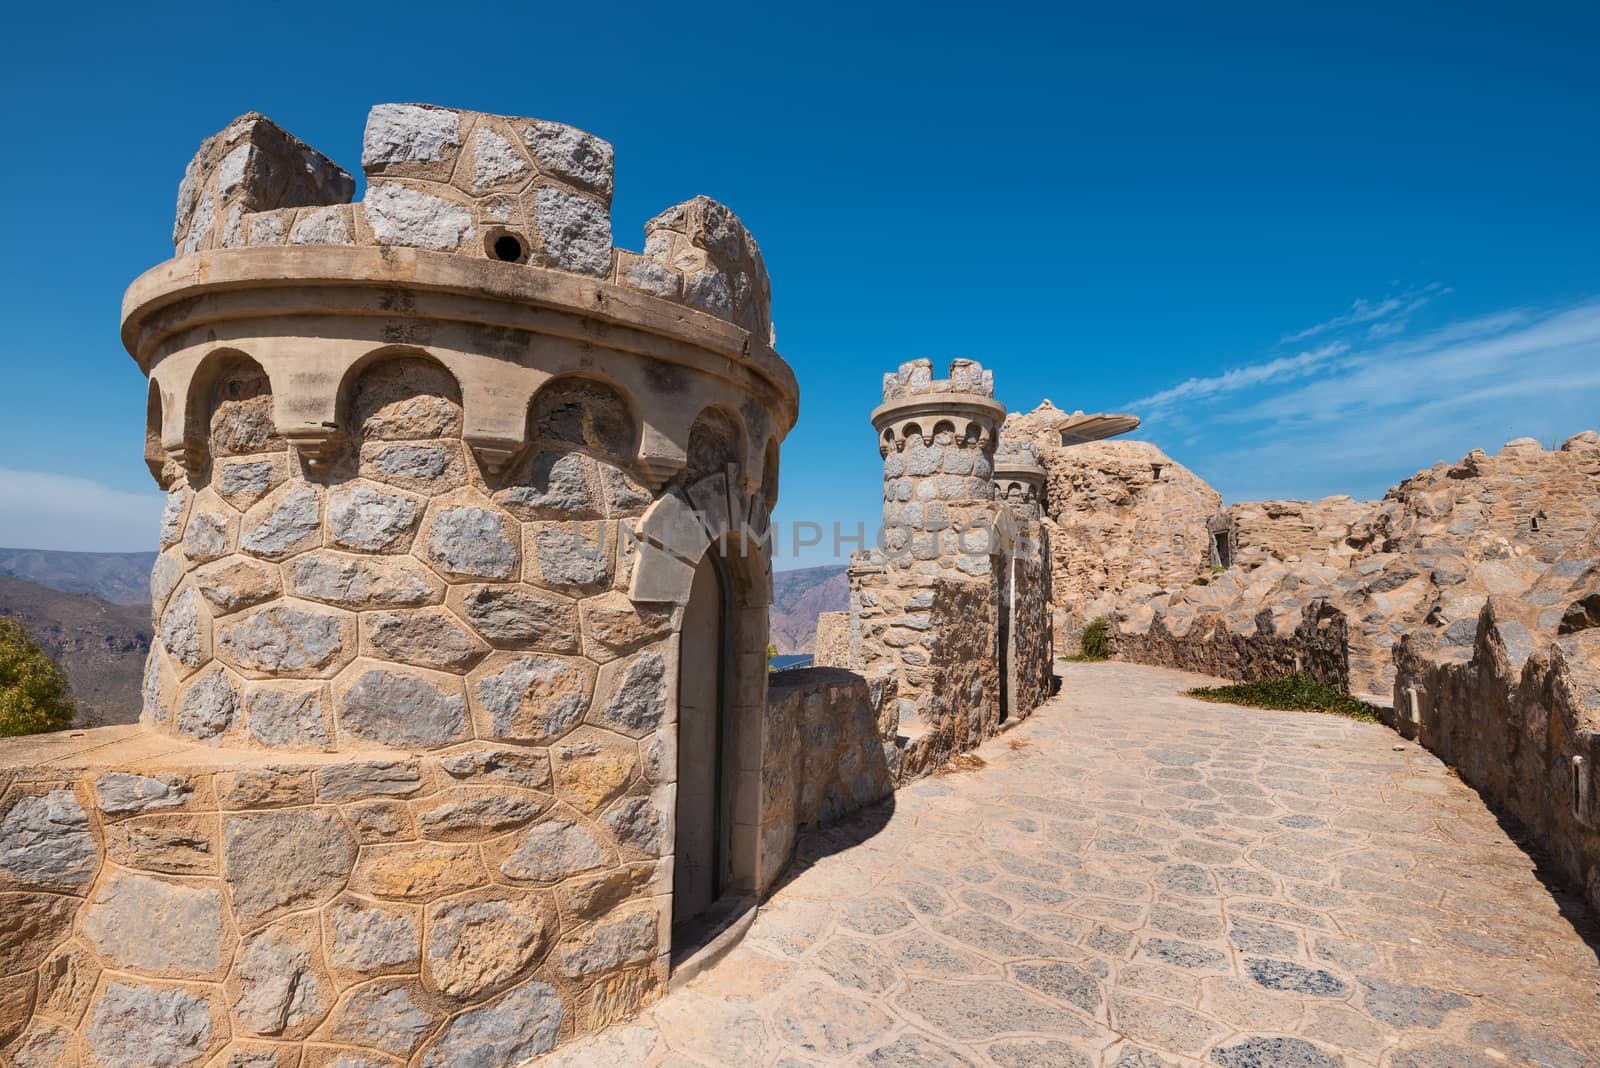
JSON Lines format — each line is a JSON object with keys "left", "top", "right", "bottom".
{"left": 0, "top": 574, "right": 150, "bottom": 728}
{"left": 0, "top": 547, "right": 156, "bottom": 605}
{"left": 768, "top": 564, "right": 849, "bottom": 653}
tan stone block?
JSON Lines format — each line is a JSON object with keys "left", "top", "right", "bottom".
{"left": 411, "top": 785, "right": 548, "bottom": 841}
{"left": 216, "top": 768, "right": 314, "bottom": 809}
{"left": 555, "top": 862, "right": 655, "bottom": 922}
{"left": 224, "top": 914, "right": 332, "bottom": 1040}
{"left": 193, "top": 557, "right": 282, "bottom": 616}
{"left": 579, "top": 965, "right": 661, "bottom": 1032}
{"left": 36, "top": 939, "right": 97, "bottom": 1025}
{"left": 353, "top": 841, "right": 487, "bottom": 901}
{"left": 103, "top": 813, "right": 218, "bottom": 875}
{"left": 579, "top": 590, "right": 676, "bottom": 662}
{"left": 0, "top": 971, "right": 35, "bottom": 1048}
{"left": 552, "top": 728, "right": 638, "bottom": 813}
{"left": 0, "top": 894, "right": 73, "bottom": 980}
{"left": 344, "top": 799, "right": 416, "bottom": 843}
{"left": 422, "top": 886, "right": 554, "bottom": 999}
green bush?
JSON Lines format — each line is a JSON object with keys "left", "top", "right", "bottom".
{"left": 1184, "top": 673, "right": 1380, "bottom": 722}
{"left": 1076, "top": 616, "right": 1110, "bottom": 661}
{"left": 0, "top": 617, "right": 76, "bottom": 737}
{"left": 1190, "top": 576, "right": 1210, "bottom": 586}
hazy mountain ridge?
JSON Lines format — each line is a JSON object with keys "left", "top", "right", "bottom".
{"left": 0, "top": 574, "right": 150, "bottom": 728}
{"left": 768, "top": 564, "right": 849, "bottom": 653}
{"left": 0, "top": 547, "right": 156, "bottom": 605}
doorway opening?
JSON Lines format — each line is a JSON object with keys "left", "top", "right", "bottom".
{"left": 674, "top": 550, "right": 730, "bottom": 933}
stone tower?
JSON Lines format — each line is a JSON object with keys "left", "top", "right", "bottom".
{"left": 993, "top": 435, "right": 1055, "bottom": 718}
{"left": 848, "top": 358, "right": 1011, "bottom": 777}
{"left": 0, "top": 104, "right": 799, "bottom": 1066}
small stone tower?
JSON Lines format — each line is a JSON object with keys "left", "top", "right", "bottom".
{"left": 993, "top": 436, "right": 1055, "bottom": 717}
{"left": 0, "top": 104, "right": 800, "bottom": 1066}
{"left": 849, "top": 359, "right": 1012, "bottom": 777}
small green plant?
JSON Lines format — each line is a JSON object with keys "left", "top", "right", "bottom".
{"left": 1211, "top": 565, "right": 1227, "bottom": 574}
{"left": 1066, "top": 616, "right": 1111, "bottom": 662}
{"left": 1184, "top": 673, "right": 1380, "bottom": 722}
{"left": 1191, "top": 576, "right": 1210, "bottom": 586}
{"left": 0, "top": 617, "right": 76, "bottom": 737}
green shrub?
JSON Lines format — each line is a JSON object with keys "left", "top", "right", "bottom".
{"left": 1184, "top": 673, "right": 1380, "bottom": 722}
{"left": 0, "top": 617, "right": 76, "bottom": 737}
{"left": 1076, "top": 616, "right": 1110, "bottom": 661}
{"left": 1190, "top": 576, "right": 1210, "bottom": 586}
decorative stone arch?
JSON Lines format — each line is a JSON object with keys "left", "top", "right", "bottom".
{"left": 526, "top": 371, "right": 643, "bottom": 468}
{"left": 143, "top": 379, "right": 177, "bottom": 488}
{"left": 178, "top": 347, "right": 277, "bottom": 474}
{"left": 684, "top": 404, "right": 748, "bottom": 486}
{"left": 761, "top": 437, "right": 781, "bottom": 511}
{"left": 335, "top": 346, "right": 466, "bottom": 442}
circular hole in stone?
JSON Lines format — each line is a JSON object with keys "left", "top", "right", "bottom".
{"left": 492, "top": 234, "right": 524, "bottom": 262}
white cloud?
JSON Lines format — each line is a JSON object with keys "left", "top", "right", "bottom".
{"left": 1280, "top": 283, "right": 1448, "bottom": 343}
{"left": 0, "top": 470, "right": 163, "bottom": 552}
{"left": 1125, "top": 342, "right": 1349, "bottom": 417}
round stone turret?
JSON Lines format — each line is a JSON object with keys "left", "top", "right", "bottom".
{"left": 994, "top": 437, "right": 1047, "bottom": 521}
{"left": 871, "top": 359, "right": 1005, "bottom": 576}
{"left": 129, "top": 105, "right": 797, "bottom": 753}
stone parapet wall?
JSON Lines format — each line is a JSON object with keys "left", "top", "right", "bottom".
{"left": 0, "top": 727, "right": 667, "bottom": 1065}
{"left": 813, "top": 612, "right": 849, "bottom": 668}
{"left": 169, "top": 107, "right": 772, "bottom": 347}
{"left": 1113, "top": 598, "right": 1350, "bottom": 691}
{"left": 759, "top": 668, "right": 896, "bottom": 885}
{"left": 1394, "top": 596, "right": 1600, "bottom": 914}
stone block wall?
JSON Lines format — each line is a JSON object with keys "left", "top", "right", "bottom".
{"left": 759, "top": 668, "right": 896, "bottom": 886}
{"left": 0, "top": 729, "right": 665, "bottom": 1066}
{"left": 813, "top": 612, "right": 849, "bottom": 668}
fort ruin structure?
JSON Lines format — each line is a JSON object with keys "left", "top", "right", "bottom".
{"left": 0, "top": 103, "right": 903, "bottom": 1066}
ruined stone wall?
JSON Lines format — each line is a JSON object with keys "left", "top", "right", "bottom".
{"left": 1003, "top": 532, "right": 1055, "bottom": 717}
{"left": 1393, "top": 517, "right": 1600, "bottom": 912}
{"left": 759, "top": 668, "right": 896, "bottom": 884}
{"left": 1003, "top": 422, "right": 1221, "bottom": 653}
{"left": 0, "top": 103, "right": 802, "bottom": 1065}
{"left": 1223, "top": 495, "right": 1373, "bottom": 571}
{"left": 813, "top": 611, "right": 849, "bottom": 668}
{"left": 1114, "top": 598, "right": 1350, "bottom": 691}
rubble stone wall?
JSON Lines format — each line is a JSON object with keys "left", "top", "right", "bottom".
{"left": 813, "top": 612, "right": 849, "bottom": 668}
{"left": 759, "top": 668, "right": 896, "bottom": 883}
{"left": 1114, "top": 599, "right": 1350, "bottom": 691}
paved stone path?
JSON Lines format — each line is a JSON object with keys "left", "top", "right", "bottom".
{"left": 539, "top": 661, "right": 1600, "bottom": 1067}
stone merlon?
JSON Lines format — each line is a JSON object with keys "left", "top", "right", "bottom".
{"left": 165, "top": 104, "right": 773, "bottom": 344}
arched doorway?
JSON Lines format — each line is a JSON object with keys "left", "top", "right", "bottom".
{"left": 673, "top": 550, "right": 730, "bottom": 935}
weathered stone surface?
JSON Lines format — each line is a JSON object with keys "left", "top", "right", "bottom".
{"left": 327, "top": 486, "right": 422, "bottom": 552}
{"left": 553, "top": 732, "right": 638, "bottom": 812}
{"left": 216, "top": 767, "right": 311, "bottom": 809}
{"left": 159, "top": 588, "right": 208, "bottom": 669}
{"left": 364, "top": 104, "right": 461, "bottom": 168}
{"left": 470, "top": 127, "right": 529, "bottom": 192}
{"left": 95, "top": 772, "right": 191, "bottom": 814}
{"left": 241, "top": 486, "right": 321, "bottom": 559}
{"left": 0, "top": 893, "right": 76, "bottom": 975}
{"left": 326, "top": 898, "right": 420, "bottom": 972}
{"left": 218, "top": 460, "right": 276, "bottom": 503}
{"left": 0, "top": 788, "right": 97, "bottom": 886}
{"left": 37, "top": 939, "right": 99, "bottom": 1023}
{"left": 427, "top": 506, "right": 518, "bottom": 579}
{"left": 323, "top": 979, "right": 435, "bottom": 1056}
{"left": 499, "top": 450, "right": 595, "bottom": 519}
{"left": 289, "top": 204, "right": 353, "bottom": 245}
{"left": 195, "top": 558, "right": 281, "bottom": 614}
{"left": 217, "top": 603, "right": 348, "bottom": 674}
{"left": 87, "top": 981, "right": 215, "bottom": 1068}
{"left": 554, "top": 864, "right": 654, "bottom": 921}
{"left": 418, "top": 980, "right": 564, "bottom": 1068}
{"left": 1212, "top": 1036, "right": 1345, "bottom": 1068}
{"left": 10, "top": 1020, "right": 72, "bottom": 1068}
{"left": 223, "top": 809, "right": 356, "bottom": 923}
{"left": 339, "top": 668, "right": 467, "bottom": 747}
{"left": 160, "top": 488, "right": 188, "bottom": 547}
{"left": 356, "top": 842, "right": 485, "bottom": 900}
{"left": 245, "top": 685, "right": 329, "bottom": 748}
{"left": 291, "top": 550, "right": 443, "bottom": 608}
{"left": 366, "top": 608, "right": 486, "bottom": 670}
{"left": 314, "top": 760, "right": 422, "bottom": 802}
{"left": 476, "top": 655, "right": 592, "bottom": 743}
{"left": 580, "top": 591, "right": 674, "bottom": 658}
{"left": 533, "top": 186, "right": 611, "bottom": 276}
{"left": 499, "top": 820, "right": 607, "bottom": 883}
{"left": 178, "top": 671, "right": 237, "bottom": 740}
{"left": 590, "top": 649, "right": 667, "bottom": 737}
{"left": 425, "top": 892, "right": 552, "bottom": 997}
{"left": 365, "top": 182, "right": 473, "bottom": 251}
{"left": 231, "top": 924, "right": 326, "bottom": 1035}
{"left": 530, "top": 522, "right": 611, "bottom": 588}
{"left": 414, "top": 788, "right": 545, "bottom": 839}
{"left": 557, "top": 907, "right": 656, "bottom": 978}
{"left": 439, "top": 746, "right": 552, "bottom": 789}
{"left": 183, "top": 510, "right": 231, "bottom": 562}
{"left": 103, "top": 814, "right": 216, "bottom": 875}
{"left": 370, "top": 443, "right": 452, "bottom": 481}
{"left": 603, "top": 796, "right": 665, "bottom": 856}
{"left": 460, "top": 585, "right": 579, "bottom": 650}
{"left": 523, "top": 120, "right": 614, "bottom": 196}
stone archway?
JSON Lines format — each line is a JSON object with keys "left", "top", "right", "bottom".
{"left": 673, "top": 548, "right": 728, "bottom": 931}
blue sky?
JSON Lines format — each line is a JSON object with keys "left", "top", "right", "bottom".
{"left": 1, "top": 2, "right": 1596, "bottom": 567}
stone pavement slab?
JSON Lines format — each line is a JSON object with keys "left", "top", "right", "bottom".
{"left": 534, "top": 661, "right": 1600, "bottom": 1067}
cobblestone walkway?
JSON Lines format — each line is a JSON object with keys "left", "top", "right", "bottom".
{"left": 540, "top": 661, "right": 1600, "bottom": 1067}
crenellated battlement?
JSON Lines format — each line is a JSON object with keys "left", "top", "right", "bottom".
{"left": 872, "top": 360, "right": 1005, "bottom": 458}
{"left": 168, "top": 105, "right": 773, "bottom": 345}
